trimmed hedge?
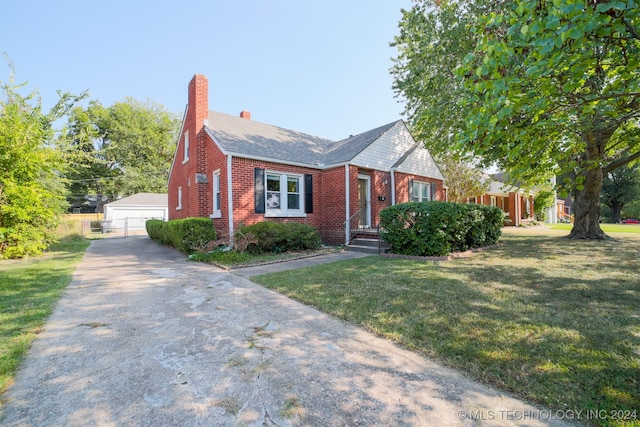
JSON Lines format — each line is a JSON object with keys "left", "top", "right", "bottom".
{"left": 146, "top": 218, "right": 217, "bottom": 254}
{"left": 238, "top": 221, "right": 321, "bottom": 254}
{"left": 379, "top": 201, "right": 503, "bottom": 257}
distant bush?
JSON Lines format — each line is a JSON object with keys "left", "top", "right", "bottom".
{"left": 380, "top": 201, "right": 503, "bottom": 257}
{"left": 146, "top": 218, "right": 217, "bottom": 254}
{"left": 238, "top": 222, "right": 321, "bottom": 254}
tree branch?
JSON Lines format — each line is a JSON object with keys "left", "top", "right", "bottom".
{"left": 622, "top": 17, "right": 640, "bottom": 41}
{"left": 603, "top": 150, "right": 640, "bottom": 174}
{"left": 577, "top": 92, "right": 640, "bottom": 102}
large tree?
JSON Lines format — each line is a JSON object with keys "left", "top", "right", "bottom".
{"left": 392, "top": 0, "right": 640, "bottom": 239}
{"left": 65, "top": 99, "right": 180, "bottom": 212}
{"left": 0, "top": 66, "right": 83, "bottom": 258}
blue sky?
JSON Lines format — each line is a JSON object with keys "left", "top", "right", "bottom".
{"left": 1, "top": 0, "right": 412, "bottom": 141}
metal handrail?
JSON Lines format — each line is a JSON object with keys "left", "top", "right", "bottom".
{"left": 343, "top": 208, "right": 365, "bottom": 244}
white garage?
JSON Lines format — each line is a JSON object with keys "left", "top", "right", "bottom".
{"left": 102, "top": 193, "right": 168, "bottom": 233}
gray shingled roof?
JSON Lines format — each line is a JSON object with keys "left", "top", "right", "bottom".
{"left": 105, "top": 193, "right": 168, "bottom": 207}
{"left": 206, "top": 111, "right": 401, "bottom": 167}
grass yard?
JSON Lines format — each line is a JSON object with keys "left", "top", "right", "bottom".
{"left": 252, "top": 227, "right": 640, "bottom": 427}
{"left": 0, "top": 237, "right": 89, "bottom": 398}
{"left": 550, "top": 223, "right": 640, "bottom": 234}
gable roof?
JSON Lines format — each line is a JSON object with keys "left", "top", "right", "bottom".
{"left": 324, "top": 121, "right": 400, "bottom": 164}
{"left": 205, "top": 111, "right": 403, "bottom": 168}
{"left": 105, "top": 193, "right": 168, "bottom": 207}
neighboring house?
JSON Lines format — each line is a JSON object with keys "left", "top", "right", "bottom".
{"left": 469, "top": 175, "right": 535, "bottom": 226}
{"left": 102, "top": 193, "right": 168, "bottom": 233}
{"left": 168, "top": 74, "right": 445, "bottom": 244}
{"left": 557, "top": 196, "right": 573, "bottom": 223}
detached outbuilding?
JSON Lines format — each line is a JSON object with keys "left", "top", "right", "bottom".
{"left": 102, "top": 193, "right": 168, "bottom": 233}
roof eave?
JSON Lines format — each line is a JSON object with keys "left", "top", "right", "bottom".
{"left": 167, "top": 104, "right": 189, "bottom": 187}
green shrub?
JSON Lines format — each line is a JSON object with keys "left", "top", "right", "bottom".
{"left": 145, "top": 218, "right": 217, "bottom": 254}
{"left": 380, "top": 201, "right": 503, "bottom": 257}
{"left": 145, "top": 219, "right": 165, "bottom": 242}
{"left": 238, "top": 221, "right": 321, "bottom": 254}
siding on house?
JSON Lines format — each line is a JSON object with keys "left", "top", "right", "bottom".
{"left": 394, "top": 144, "right": 444, "bottom": 182}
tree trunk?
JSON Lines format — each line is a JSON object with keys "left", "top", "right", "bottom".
{"left": 567, "top": 139, "right": 609, "bottom": 239}
{"left": 610, "top": 201, "right": 623, "bottom": 224}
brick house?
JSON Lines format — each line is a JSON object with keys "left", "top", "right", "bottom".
{"left": 168, "top": 74, "right": 445, "bottom": 244}
{"left": 469, "top": 175, "right": 535, "bottom": 226}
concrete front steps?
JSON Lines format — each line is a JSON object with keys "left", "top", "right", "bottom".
{"left": 346, "top": 229, "right": 390, "bottom": 254}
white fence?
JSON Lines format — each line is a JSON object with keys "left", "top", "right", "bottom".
{"left": 84, "top": 217, "right": 164, "bottom": 238}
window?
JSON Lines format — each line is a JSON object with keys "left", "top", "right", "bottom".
{"left": 490, "top": 196, "right": 497, "bottom": 207}
{"left": 266, "top": 173, "right": 300, "bottom": 211}
{"left": 182, "top": 131, "right": 189, "bottom": 163}
{"left": 265, "top": 172, "right": 303, "bottom": 215}
{"left": 177, "top": 186, "right": 183, "bottom": 210}
{"left": 254, "top": 168, "right": 311, "bottom": 216}
{"left": 468, "top": 197, "right": 477, "bottom": 204}
{"left": 211, "top": 170, "right": 221, "bottom": 218}
{"left": 410, "top": 180, "right": 431, "bottom": 202}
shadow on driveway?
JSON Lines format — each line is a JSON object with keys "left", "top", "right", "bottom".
{"left": 1, "top": 237, "right": 574, "bottom": 426}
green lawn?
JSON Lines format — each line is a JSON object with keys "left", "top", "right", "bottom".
{"left": 0, "top": 237, "right": 89, "bottom": 399}
{"left": 252, "top": 228, "right": 640, "bottom": 427}
{"left": 550, "top": 223, "right": 640, "bottom": 234}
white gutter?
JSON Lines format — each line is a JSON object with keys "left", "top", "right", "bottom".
{"left": 345, "top": 164, "right": 350, "bottom": 245}
{"left": 390, "top": 168, "right": 396, "bottom": 205}
{"left": 227, "top": 155, "right": 234, "bottom": 242}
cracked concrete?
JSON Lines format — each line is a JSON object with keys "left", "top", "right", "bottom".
{"left": 0, "top": 236, "right": 576, "bottom": 426}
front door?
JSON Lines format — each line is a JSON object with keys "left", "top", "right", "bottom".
{"left": 357, "top": 176, "right": 370, "bottom": 228}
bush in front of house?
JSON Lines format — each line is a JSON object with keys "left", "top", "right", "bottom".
{"left": 146, "top": 218, "right": 217, "bottom": 254}
{"left": 379, "top": 201, "right": 503, "bottom": 257}
{"left": 238, "top": 221, "right": 321, "bottom": 254}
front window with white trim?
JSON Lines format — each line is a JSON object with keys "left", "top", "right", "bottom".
{"left": 177, "top": 186, "right": 183, "bottom": 210}
{"left": 266, "top": 172, "right": 303, "bottom": 215}
{"left": 411, "top": 180, "right": 431, "bottom": 202}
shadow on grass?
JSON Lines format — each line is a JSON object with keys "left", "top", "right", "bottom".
{"left": 253, "top": 234, "right": 640, "bottom": 424}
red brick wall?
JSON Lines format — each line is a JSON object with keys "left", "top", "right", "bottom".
{"left": 205, "top": 141, "right": 229, "bottom": 239}
{"left": 321, "top": 166, "right": 347, "bottom": 244}
{"left": 229, "top": 157, "right": 327, "bottom": 236}
{"left": 394, "top": 172, "right": 445, "bottom": 203}
{"left": 506, "top": 192, "right": 518, "bottom": 225}
{"left": 371, "top": 170, "right": 392, "bottom": 227}
{"left": 168, "top": 74, "right": 210, "bottom": 220}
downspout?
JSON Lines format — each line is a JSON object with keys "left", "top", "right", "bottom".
{"left": 227, "top": 155, "right": 234, "bottom": 242}
{"left": 390, "top": 168, "right": 396, "bottom": 205}
{"left": 345, "top": 164, "right": 350, "bottom": 245}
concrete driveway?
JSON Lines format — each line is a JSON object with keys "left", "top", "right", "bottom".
{"left": 0, "top": 237, "right": 574, "bottom": 426}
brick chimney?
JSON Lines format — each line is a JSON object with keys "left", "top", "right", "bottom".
{"left": 188, "top": 74, "right": 209, "bottom": 130}
{"left": 187, "top": 74, "right": 210, "bottom": 218}
{"left": 240, "top": 110, "right": 251, "bottom": 120}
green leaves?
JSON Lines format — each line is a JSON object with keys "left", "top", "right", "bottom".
{"left": 64, "top": 98, "right": 180, "bottom": 205}
{"left": 0, "top": 64, "right": 83, "bottom": 258}
{"left": 391, "top": 0, "right": 640, "bottom": 238}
